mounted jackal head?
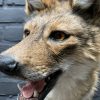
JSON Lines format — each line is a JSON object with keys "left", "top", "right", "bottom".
{"left": 0, "top": 0, "right": 100, "bottom": 100}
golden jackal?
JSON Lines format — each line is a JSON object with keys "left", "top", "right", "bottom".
{"left": 0, "top": 0, "right": 100, "bottom": 100}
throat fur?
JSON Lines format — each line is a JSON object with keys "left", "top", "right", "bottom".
{"left": 45, "top": 68, "right": 98, "bottom": 100}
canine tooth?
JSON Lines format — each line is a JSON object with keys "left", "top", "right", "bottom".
{"left": 34, "top": 90, "right": 39, "bottom": 97}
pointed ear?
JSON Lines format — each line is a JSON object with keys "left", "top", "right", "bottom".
{"left": 25, "top": 0, "right": 45, "bottom": 15}
{"left": 71, "top": 0, "right": 100, "bottom": 16}
{"left": 72, "top": 0, "right": 94, "bottom": 9}
{"left": 25, "top": 0, "right": 71, "bottom": 15}
{"left": 25, "top": 0, "right": 34, "bottom": 15}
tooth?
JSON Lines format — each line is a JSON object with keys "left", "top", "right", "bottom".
{"left": 34, "top": 90, "right": 39, "bottom": 97}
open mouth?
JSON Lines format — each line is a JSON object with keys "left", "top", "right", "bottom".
{"left": 17, "top": 70, "right": 62, "bottom": 100}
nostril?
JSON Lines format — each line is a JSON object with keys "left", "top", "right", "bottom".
{"left": 0, "top": 55, "right": 18, "bottom": 74}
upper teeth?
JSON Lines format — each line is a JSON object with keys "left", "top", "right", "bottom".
{"left": 34, "top": 90, "right": 39, "bottom": 98}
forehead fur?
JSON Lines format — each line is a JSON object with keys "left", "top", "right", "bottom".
{"left": 25, "top": 9, "right": 85, "bottom": 34}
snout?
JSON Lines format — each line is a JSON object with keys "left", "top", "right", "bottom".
{"left": 0, "top": 55, "right": 19, "bottom": 75}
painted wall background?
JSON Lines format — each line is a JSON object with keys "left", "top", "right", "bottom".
{"left": 0, "top": 0, "right": 25, "bottom": 99}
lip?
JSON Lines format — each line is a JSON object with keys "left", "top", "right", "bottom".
{"left": 17, "top": 70, "right": 62, "bottom": 100}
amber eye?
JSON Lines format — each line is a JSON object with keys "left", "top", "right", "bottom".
{"left": 49, "top": 31, "right": 70, "bottom": 42}
{"left": 24, "top": 29, "right": 30, "bottom": 37}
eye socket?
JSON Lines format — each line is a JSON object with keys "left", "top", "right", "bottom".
{"left": 24, "top": 29, "right": 30, "bottom": 37}
{"left": 49, "top": 31, "right": 70, "bottom": 42}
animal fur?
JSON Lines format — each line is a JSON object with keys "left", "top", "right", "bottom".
{"left": 0, "top": 0, "right": 100, "bottom": 100}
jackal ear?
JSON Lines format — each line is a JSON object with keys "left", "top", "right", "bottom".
{"left": 25, "top": 0, "right": 45, "bottom": 15}
{"left": 72, "top": 0, "right": 94, "bottom": 9}
{"left": 25, "top": 0, "right": 33, "bottom": 15}
{"left": 71, "top": 0, "right": 100, "bottom": 18}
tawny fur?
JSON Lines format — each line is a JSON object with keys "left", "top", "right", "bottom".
{"left": 1, "top": 0, "right": 100, "bottom": 100}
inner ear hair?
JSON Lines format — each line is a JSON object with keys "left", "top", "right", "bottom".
{"left": 71, "top": 0, "right": 100, "bottom": 26}
{"left": 25, "top": 0, "right": 34, "bottom": 15}
{"left": 71, "top": 0, "right": 100, "bottom": 13}
{"left": 25, "top": 0, "right": 45, "bottom": 15}
{"left": 72, "top": 0, "right": 95, "bottom": 9}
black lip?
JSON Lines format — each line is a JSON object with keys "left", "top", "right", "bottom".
{"left": 38, "top": 70, "right": 62, "bottom": 100}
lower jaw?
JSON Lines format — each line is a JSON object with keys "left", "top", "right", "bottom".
{"left": 18, "top": 70, "right": 62, "bottom": 100}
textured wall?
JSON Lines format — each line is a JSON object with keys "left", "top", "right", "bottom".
{"left": 0, "top": 0, "right": 26, "bottom": 52}
{"left": 0, "top": 0, "right": 26, "bottom": 99}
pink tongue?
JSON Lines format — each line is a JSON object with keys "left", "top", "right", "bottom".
{"left": 18, "top": 80, "right": 46, "bottom": 99}
{"left": 21, "top": 82, "right": 34, "bottom": 98}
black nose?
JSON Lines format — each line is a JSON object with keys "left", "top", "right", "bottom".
{"left": 0, "top": 55, "right": 18, "bottom": 75}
